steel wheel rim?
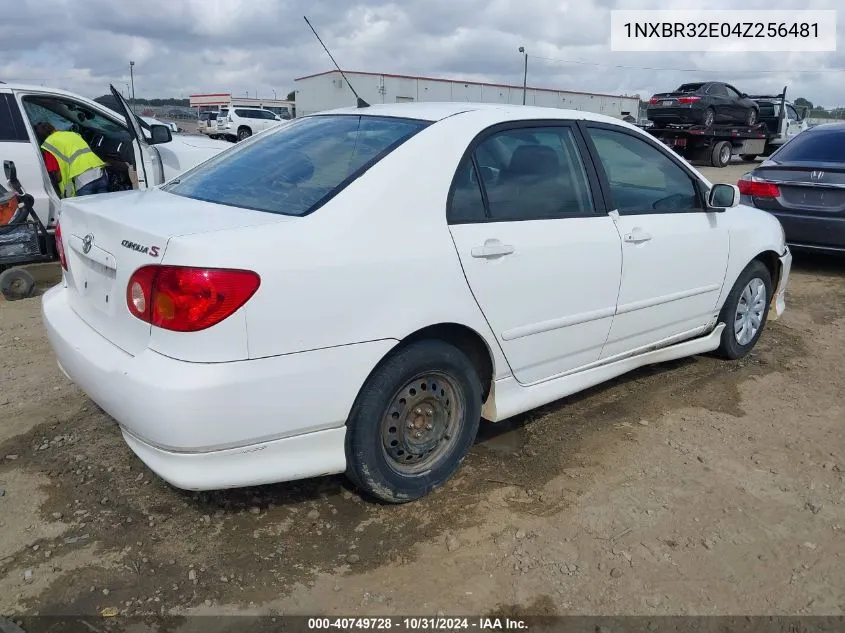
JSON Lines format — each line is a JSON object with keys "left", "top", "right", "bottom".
{"left": 720, "top": 144, "right": 731, "bottom": 163}
{"left": 380, "top": 371, "right": 465, "bottom": 475}
{"left": 734, "top": 277, "right": 767, "bottom": 345}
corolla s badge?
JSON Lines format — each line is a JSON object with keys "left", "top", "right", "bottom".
{"left": 810, "top": 170, "right": 824, "bottom": 181}
{"left": 82, "top": 234, "right": 94, "bottom": 254}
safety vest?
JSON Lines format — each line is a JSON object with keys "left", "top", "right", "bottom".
{"left": 41, "top": 131, "right": 106, "bottom": 198}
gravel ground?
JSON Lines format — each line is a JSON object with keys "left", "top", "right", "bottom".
{"left": 1, "top": 163, "right": 843, "bottom": 619}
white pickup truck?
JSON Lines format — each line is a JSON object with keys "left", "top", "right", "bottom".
{"left": 0, "top": 83, "right": 230, "bottom": 231}
{"left": 748, "top": 87, "right": 810, "bottom": 157}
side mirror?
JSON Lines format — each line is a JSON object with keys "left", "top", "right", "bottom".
{"left": 149, "top": 124, "right": 172, "bottom": 145}
{"left": 708, "top": 183, "right": 740, "bottom": 210}
{"left": 4, "top": 160, "right": 16, "bottom": 183}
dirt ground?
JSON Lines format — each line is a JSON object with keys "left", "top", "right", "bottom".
{"left": 1, "top": 163, "right": 843, "bottom": 620}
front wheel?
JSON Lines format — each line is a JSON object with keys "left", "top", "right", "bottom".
{"left": 745, "top": 108, "right": 758, "bottom": 126}
{"left": 715, "top": 260, "right": 773, "bottom": 360}
{"left": 345, "top": 340, "right": 483, "bottom": 503}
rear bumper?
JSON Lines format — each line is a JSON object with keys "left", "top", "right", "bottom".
{"left": 767, "top": 210, "right": 845, "bottom": 252}
{"left": 42, "top": 284, "right": 398, "bottom": 489}
{"left": 647, "top": 106, "right": 706, "bottom": 124}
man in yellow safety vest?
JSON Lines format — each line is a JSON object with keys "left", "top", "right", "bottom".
{"left": 34, "top": 122, "right": 109, "bottom": 198}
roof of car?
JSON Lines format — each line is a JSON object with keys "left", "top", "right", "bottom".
{"left": 311, "top": 102, "right": 633, "bottom": 126}
{"left": 0, "top": 83, "right": 95, "bottom": 99}
{"left": 804, "top": 122, "right": 845, "bottom": 131}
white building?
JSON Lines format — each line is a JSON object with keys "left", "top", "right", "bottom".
{"left": 189, "top": 93, "right": 295, "bottom": 118}
{"left": 293, "top": 70, "right": 640, "bottom": 119}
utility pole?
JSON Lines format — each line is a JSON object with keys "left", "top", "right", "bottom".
{"left": 129, "top": 61, "right": 136, "bottom": 113}
{"left": 518, "top": 47, "right": 527, "bottom": 105}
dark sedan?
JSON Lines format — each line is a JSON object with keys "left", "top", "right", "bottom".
{"left": 738, "top": 123, "right": 845, "bottom": 254}
{"left": 647, "top": 82, "right": 760, "bottom": 128}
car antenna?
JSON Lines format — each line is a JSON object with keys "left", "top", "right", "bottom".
{"left": 303, "top": 16, "right": 370, "bottom": 108}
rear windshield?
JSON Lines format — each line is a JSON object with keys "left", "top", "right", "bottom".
{"left": 163, "top": 114, "right": 429, "bottom": 216}
{"left": 771, "top": 128, "right": 845, "bottom": 163}
{"left": 677, "top": 83, "right": 704, "bottom": 93}
{"left": 756, "top": 102, "right": 777, "bottom": 117}
{"left": 219, "top": 108, "right": 228, "bottom": 117}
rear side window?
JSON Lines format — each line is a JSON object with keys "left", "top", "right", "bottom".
{"left": 771, "top": 128, "right": 845, "bottom": 163}
{"left": 0, "top": 94, "right": 28, "bottom": 141}
{"left": 164, "top": 115, "right": 429, "bottom": 216}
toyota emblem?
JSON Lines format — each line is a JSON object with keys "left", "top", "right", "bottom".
{"left": 82, "top": 234, "right": 94, "bottom": 254}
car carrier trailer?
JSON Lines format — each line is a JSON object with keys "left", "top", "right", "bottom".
{"left": 644, "top": 86, "right": 804, "bottom": 168}
{"left": 645, "top": 122, "right": 768, "bottom": 168}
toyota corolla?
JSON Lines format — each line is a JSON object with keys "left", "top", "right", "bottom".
{"left": 42, "top": 103, "right": 792, "bottom": 503}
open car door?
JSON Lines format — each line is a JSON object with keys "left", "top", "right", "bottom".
{"left": 108, "top": 84, "right": 160, "bottom": 189}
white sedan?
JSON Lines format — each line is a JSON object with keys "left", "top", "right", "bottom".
{"left": 42, "top": 103, "right": 792, "bottom": 503}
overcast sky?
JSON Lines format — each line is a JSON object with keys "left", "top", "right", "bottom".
{"left": 1, "top": 0, "right": 843, "bottom": 107}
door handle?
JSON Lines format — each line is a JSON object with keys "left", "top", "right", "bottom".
{"left": 471, "top": 239, "right": 515, "bottom": 259}
{"left": 624, "top": 230, "right": 652, "bottom": 243}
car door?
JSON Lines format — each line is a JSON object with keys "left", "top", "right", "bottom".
{"left": 580, "top": 123, "right": 730, "bottom": 360}
{"left": 447, "top": 122, "right": 623, "bottom": 385}
{"left": 108, "top": 85, "right": 161, "bottom": 188}
{"left": 785, "top": 105, "right": 803, "bottom": 141}
{"left": 707, "top": 83, "right": 730, "bottom": 122}
{"left": 724, "top": 84, "right": 745, "bottom": 122}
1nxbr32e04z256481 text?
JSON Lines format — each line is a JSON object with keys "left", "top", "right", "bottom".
{"left": 610, "top": 9, "right": 836, "bottom": 51}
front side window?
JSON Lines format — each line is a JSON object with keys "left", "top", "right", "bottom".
{"left": 467, "top": 126, "right": 595, "bottom": 221}
{"left": 587, "top": 127, "right": 701, "bottom": 214}
{"left": 725, "top": 86, "right": 741, "bottom": 99}
{"left": 786, "top": 105, "right": 798, "bottom": 121}
{"left": 164, "top": 114, "right": 429, "bottom": 216}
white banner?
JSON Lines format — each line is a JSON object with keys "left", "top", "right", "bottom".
{"left": 610, "top": 10, "right": 837, "bottom": 52}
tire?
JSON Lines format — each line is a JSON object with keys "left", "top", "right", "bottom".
{"left": 710, "top": 140, "right": 732, "bottom": 167}
{"left": 702, "top": 107, "right": 715, "bottom": 128}
{"left": 745, "top": 107, "right": 758, "bottom": 126}
{"left": 0, "top": 267, "right": 36, "bottom": 301}
{"left": 345, "top": 339, "right": 483, "bottom": 503}
{"left": 715, "top": 260, "right": 773, "bottom": 360}
{"left": 237, "top": 127, "right": 252, "bottom": 141}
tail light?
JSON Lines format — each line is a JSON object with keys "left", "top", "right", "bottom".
{"left": 55, "top": 222, "right": 68, "bottom": 270}
{"left": 126, "top": 265, "right": 260, "bottom": 332}
{"left": 738, "top": 175, "right": 780, "bottom": 198}
{"left": 677, "top": 96, "right": 701, "bottom": 104}
{"left": 648, "top": 97, "right": 659, "bottom": 105}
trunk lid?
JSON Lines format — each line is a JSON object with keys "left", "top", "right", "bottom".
{"left": 753, "top": 163, "right": 845, "bottom": 216}
{"left": 59, "top": 188, "right": 287, "bottom": 357}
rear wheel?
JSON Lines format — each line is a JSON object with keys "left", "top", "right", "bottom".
{"left": 0, "top": 267, "right": 36, "bottom": 301}
{"left": 702, "top": 107, "right": 716, "bottom": 128}
{"left": 710, "top": 140, "right": 732, "bottom": 167}
{"left": 345, "top": 340, "right": 483, "bottom": 503}
{"left": 715, "top": 260, "right": 773, "bottom": 360}
{"left": 237, "top": 127, "right": 252, "bottom": 141}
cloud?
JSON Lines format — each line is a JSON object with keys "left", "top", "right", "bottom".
{"left": 1, "top": 0, "right": 843, "bottom": 107}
